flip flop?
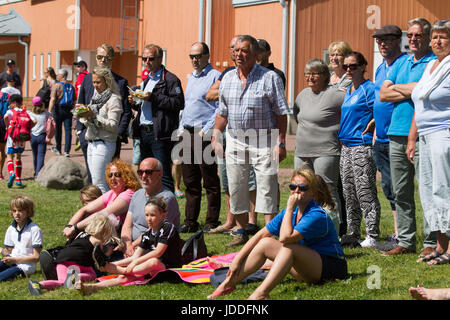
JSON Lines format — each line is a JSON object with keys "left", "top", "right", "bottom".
{"left": 207, "top": 286, "right": 236, "bottom": 299}
{"left": 175, "top": 190, "right": 185, "bottom": 198}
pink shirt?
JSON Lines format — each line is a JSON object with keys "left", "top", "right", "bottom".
{"left": 101, "top": 189, "right": 135, "bottom": 227}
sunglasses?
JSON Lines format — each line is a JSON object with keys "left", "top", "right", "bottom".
{"left": 342, "top": 63, "right": 360, "bottom": 71}
{"left": 96, "top": 54, "right": 112, "bottom": 61}
{"left": 137, "top": 169, "right": 160, "bottom": 176}
{"left": 108, "top": 172, "right": 122, "bottom": 178}
{"left": 288, "top": 184, "right": 309, "bottom": 192}
{"left": 142, "top": 56, "right": 158, "bottom": 62}
{"left": 304, "top": 72, "right": 323, "bottom": 78}
{"left": 189, "top": 53, "right": 203, "bottom": 60}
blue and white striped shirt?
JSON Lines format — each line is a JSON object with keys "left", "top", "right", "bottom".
{"left": 218, "top": 64, "right": 290, "bottom": 130}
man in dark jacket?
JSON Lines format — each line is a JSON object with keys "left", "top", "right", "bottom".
{"left": 128, "top": 44, "right": 184, "bottom": 192}
{"left": 77, "top": 44, "right": 132, "bottom": 183}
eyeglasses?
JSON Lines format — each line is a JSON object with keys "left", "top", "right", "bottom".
{"left": 407, "top": 33, "right": 423, "bottom": 40}
{"left": 96, "top": 54, "right": 112, "bottom": 61}
{"left": 142, "top": 56, "right": 158, "bottom": 62}
{"left": 376, "top": 37, "right": 397, "bottom": 44}
{"left": 304, "top": 72, "right": 323, "bottom": 78}
{"left": 137, "top": 169, "right": 160, "bottom": 176}
{"left": 342, "top": 63, "right": 360, "bottom": 71}
{"left": 108, "top": 172, "right": 122, "bottom": 178}
{"left": 288, "top": 184, "right": 309, "bottom": 192}
{"left": 189, "top": 53, "right": 203, "bottom": 60}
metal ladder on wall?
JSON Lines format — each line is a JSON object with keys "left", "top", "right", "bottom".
{"left": 119, "top": 0, "right": 138, "bottom": 54}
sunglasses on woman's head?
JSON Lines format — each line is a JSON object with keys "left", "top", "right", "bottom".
{"left": 108, "top": 172, "right": 122, "bottom": 178}
{"left": 289, "top": 184, "right": 309, "bottom": 191}
{"left": 342, "top": 64, "right": 360, "bottom": 71}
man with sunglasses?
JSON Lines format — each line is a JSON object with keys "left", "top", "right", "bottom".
{"left": 380, "top": 18, "right": 437, "bottom": 256}
{"left": 371, "top": 25, "right": 409, "bottom": 251}
{"left": 120, "top": 157, "right": 180, "bottom": 257}
{"left": 128, "top": 44, "right": 184, "bottom": 193}
{"left": 176, "top": 42, "right": 221, "bottom": 233}
{"left": 77, "top": 44, "right": 132, "bottom": 183}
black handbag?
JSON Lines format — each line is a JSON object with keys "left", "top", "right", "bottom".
{"left": 181, "top": 230, "right": 208, "bottom": 264}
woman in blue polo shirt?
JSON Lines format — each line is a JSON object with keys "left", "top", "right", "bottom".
{"left": 337, "top": 51, "right": 381, "bottom": 248}
{"left": 207, "top": 168, "right": 347, "bottom": 300}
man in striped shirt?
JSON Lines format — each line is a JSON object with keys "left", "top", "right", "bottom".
{"left": 212, "top": 35, "right": 291, "bottom": 247}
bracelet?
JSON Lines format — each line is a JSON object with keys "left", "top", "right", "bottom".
{"left": 73, "top": 223, "right": 80, "bottom": 232}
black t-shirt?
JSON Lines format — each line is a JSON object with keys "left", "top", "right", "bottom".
{"left": 0, "top": 71, "right": 21, "bottom": 89}
{"left": 55, "top": 232, "right": 95, "bottom": 267}
{"left": 139, "top": 220, "right": 183, "bottom": 268}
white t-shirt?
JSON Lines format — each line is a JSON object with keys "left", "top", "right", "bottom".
{"left": 1, "top": 86, "right": 20, "bottom": 96}
{"left": 28, "top": 110, "right": 51, "bottom": 136}
{"left": 3, "top": 220, "right": 43, "bottom": 275}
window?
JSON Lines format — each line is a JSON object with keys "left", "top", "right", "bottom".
{"left": 232, "top": 0, "right": 277, "bottom": 7}
{"left": 39, "top": 53, "right": 44, "bottom": 80}
{"left": 32, "top": 54, "right": 36, "bottom": 81}
{"left": 47, "top": 52, "right": 51, "bottom": 69}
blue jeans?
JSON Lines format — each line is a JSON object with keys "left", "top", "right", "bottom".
{"left": 0, "top": 261, "right": 24, "bottom": 281}
{"left": 31, "top": 133, "right": 47, "bottom": 178}
{"left": 140, "top": 127, "right": 174, "bottom": 192}
{"left": 373, "top": 141, "right": 396, "bottom": 211}
{"left": 53, "top": 106, "right": 73, "bottom": 154}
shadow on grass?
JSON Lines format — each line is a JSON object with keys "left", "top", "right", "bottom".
{"left": 344, "top": 252, "right": 369, "bottom": 259}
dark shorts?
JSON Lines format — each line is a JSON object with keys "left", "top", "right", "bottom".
{"left": 319, "top": 254, "right": 348, "bottom": 283}
{"left": 0, "top": 119, "right": 6, "bottom": 143}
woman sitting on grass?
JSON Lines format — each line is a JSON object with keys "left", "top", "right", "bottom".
{"left": 207, "top": 168, "right": 348, "bottom": 300}
{"left": 75, "top": 197, "right": 183, "bottom": 295}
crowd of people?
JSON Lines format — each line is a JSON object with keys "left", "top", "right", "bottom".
{"left": 0, "top": 17, "right": 448, "bottom": 300}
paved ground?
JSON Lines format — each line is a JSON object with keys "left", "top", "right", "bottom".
{"left": 6, "top": 134, "right": 297, "bottom": 182}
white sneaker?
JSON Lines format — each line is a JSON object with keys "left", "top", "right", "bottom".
{"left": 360, "top": 236, "right": 379, "bottom": 248}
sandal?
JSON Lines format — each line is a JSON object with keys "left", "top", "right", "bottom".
{"left": 427, "top": 252, "right": 450, "bottom": 266}
{"left": 175, "top": 190, "right": 185, "bottom": 199}
{"left": 416, "top": 249, "right": 442, "bottom": 263}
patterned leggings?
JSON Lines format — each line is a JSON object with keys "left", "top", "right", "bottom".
{"left": 340, "top": 145, "right": 381, "bottom": 239}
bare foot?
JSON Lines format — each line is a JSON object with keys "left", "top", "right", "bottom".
{"left": 75, "top": 281, "right": 98, "bottom": 296}
{"left": 409, "top": 285, "right": 450, "bottom": 300}
{"left": 207, "top": 257, "right": 229, "bottom": 270}
{"left": 248, "top": 290, "right": 270, "bottom": 300}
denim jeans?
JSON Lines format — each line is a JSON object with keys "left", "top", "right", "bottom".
{"left": 0, "top": 261, "right": 24, "bottom": 281}
{"left": 87, "top": 140, "right": 116, "bottom": 194}
{"left": 373, "top": 141, "right": 396, "bottom": 211}
{"left": 139, "top": 127, "right": 174, "bottom": 192}
{"left": 31, "top": 133, "right": 47, "bottom": 178}
{"left": 53, "top": 106, "right": 73, "bottom": 154}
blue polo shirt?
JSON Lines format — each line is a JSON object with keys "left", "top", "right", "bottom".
{"left": 337, "top": 80, "right": 375, "bottom": 146}
{"left": 139, "top": 67, "right": 163, "bottom": 125}
{"left": 385, "top": 50, "right": 436, "bottom": 136}
{"left": 266, "top": 200, "right": 345, "bottom": 259}
{"left": 373, "top": 53, "right": 409, "bottom": 143}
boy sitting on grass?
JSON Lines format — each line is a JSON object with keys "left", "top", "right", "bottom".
{"left": 76, "top": 197, "right": 183, "bottom": 295}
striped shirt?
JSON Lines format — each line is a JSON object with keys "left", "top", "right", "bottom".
{"left": 218, "top": 63, "right": 290, "bottom": 130}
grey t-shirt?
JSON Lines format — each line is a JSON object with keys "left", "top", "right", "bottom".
{"left": 129, "top": 187, "right": 180, "bottom": 241}
{"left": 294, "top": 85, "right": 345, "bottom": 157}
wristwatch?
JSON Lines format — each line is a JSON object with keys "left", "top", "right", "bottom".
{"left": 277, "top": 142, "right": 286, "bottom": 148}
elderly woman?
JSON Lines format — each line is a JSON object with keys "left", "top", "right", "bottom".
{"left": 412, "top": 20, "right": 450, "bottom": 265}
{"left": 207, "top": 169, "right": 347, "bottom": 300}
{"left": 63, "top": 158, "right": 141, "bottom": 240}
{"left": 328, "top": 41, "right": 353, "bottom": 91}
{"left": 76, "top": 66, "right": 123, "bottom": 193}
{"left": 337, "top": 51, "right": 381, "bottom": 248}
{"left": 293, "top": 58, "right": 345, "bottom": 233}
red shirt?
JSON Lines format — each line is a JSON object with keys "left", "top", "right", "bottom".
{"left": 75, "top": 71, "right": 89, "bottom": 99}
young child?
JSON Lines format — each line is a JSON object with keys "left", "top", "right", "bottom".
{"left": 28, "top": 96, "right": 52, "bottom": 178}
{"left": 79, "top": 185, "right": 103, "bottom": 207}
{"left": 76, "top": 197, "right": 183, "bottom": 295}
{"left": 315, "top": 175, "right": 340, "bottom": 235}
{"left": 3, "top": 94, "right": 35, "bottom": 187}
{"left": 27, "top": 214, "right": 118, "bottom": 295}
{"left": 0, "top": 74, "right": 21, "bottom": 96}
{"left": 0, "top": 195, "right": 42, "bottom": 281}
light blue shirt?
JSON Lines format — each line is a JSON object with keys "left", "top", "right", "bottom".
{"left": 139, "top": 68, "right": 163, "bottom": 125}
{"left": 180, "top": 64, "right": 221, "bottom": 134}
{"left": 385, "top": 50, "right": 436, "bottom": 136}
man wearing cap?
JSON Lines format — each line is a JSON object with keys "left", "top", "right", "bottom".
{"left": 380, "top": 18, "right": 437, "bottom": 256}
{"left": 73, "top": 60, "right": 89, "bottom": 100}
{"left": 371, "top": 25, "right": 409, "bottom": 251}
{"left": 0, "top": 60, "right": 22, "bottom": 92}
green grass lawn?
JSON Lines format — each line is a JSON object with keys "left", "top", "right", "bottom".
{"left": 0, "top": 154, "right": 448, "bottom": 301}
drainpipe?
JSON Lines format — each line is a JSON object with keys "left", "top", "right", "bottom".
{"left": 74, "top": 0, "right": 80, "bottom": 51}
{"left": 18, "top": 36, "right": 28, "bottom": 97}
{"left": 288, "top": 0, "right": 297, "bottom": 108}
{"left": 198, "top": 0, "right": 205, "bottom": 42}
{"left": 279, "top": 0, "right": 288, "bottom": 75}
{"left": 205, "top": 0, "right": 212, "bottom": 47}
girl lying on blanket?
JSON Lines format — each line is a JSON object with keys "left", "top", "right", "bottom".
{"left": 27, "top": 214, "right": 118, "bottom": 295}
{"left": 75, "top": 197, "right": 184, "bottom": 295}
